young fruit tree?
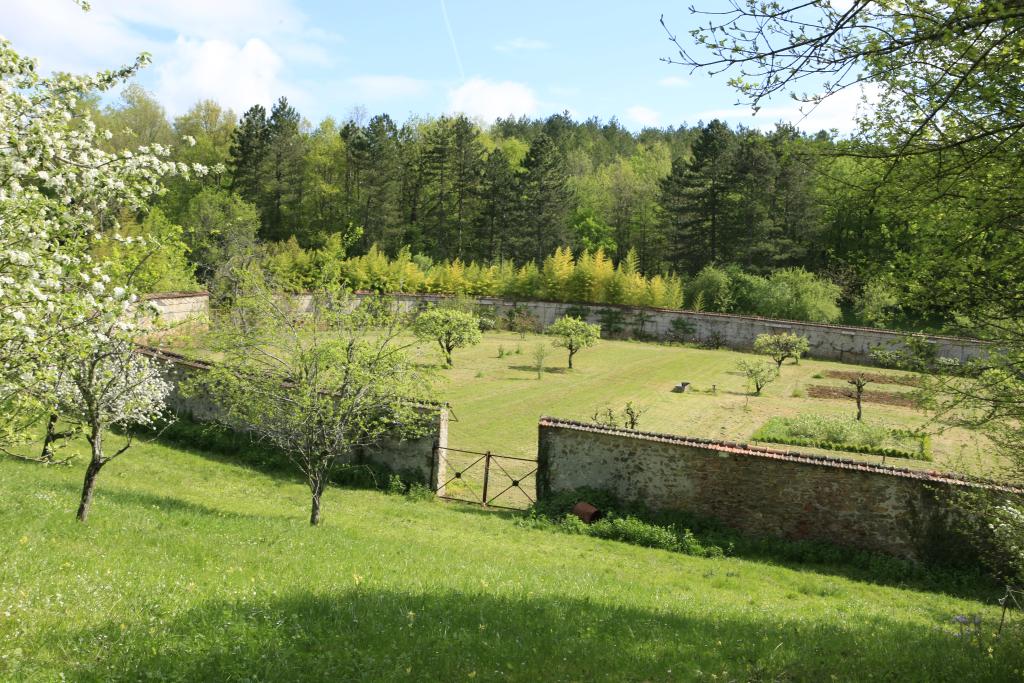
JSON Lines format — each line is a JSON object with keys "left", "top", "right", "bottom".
{"left": 753, "top": 333, "right": 810, "bottom": 370}
{"left": 532, "top": 342, "right": 548, "bottom": 379}
{"left": 52, "top": 337, "right": 171, "bottom": 522}
{"left": 201, "top": 276, "right": 435, "bottom": 525}
{"left": 737, "top": 360, "right": 779, "bottom": 396}
{"left": 847, "top": 374, "right": 870, "bottom": 421}
{"left": 413, "top": 307, "right": 482, "bottom": 367}
{"left": 547, "top": 316, "right": 601, "bottom": 369}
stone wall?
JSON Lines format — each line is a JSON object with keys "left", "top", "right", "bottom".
{"left": 381, "top": 293, "right": 987, "bottom": 365}
{"left": 537, "top": 418, "right": 1020, "bottom": 560}
{"left": 144, "top": 290, "right": 987, "bottom": 365}
{"left": 142, "top": 291, "right": 210, "bottom": 324}
{"left": 137, "top": 346, "right": 448, "bottom": 488}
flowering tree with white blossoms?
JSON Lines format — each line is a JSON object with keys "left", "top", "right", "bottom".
{"left": 0, "top": 36, "right": 198, "bottom": 427}
{"left": 0, "top": 9, "right": 209, "bottom": 517}
{"left": 49, "top": 332, "right": 171, "bottom": 522}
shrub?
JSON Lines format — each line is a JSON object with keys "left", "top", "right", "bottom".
{"left": 667, "top": 317, "right": 696, "bottom": 343}
{"left": 700, "top": 331, "right": 725, "bottom": 349}
{"left": 589, "top": 516, "right": 686, "bottom": 552}
{"left": 405, "top": 482, "right": 435, "bottom": 502}
{"left": 761, "top": 268, "right": 842, "bottom": 323}
{"left": 686, "top": 265, "right": 734, "bottom": 312}
{"left": 507, "top": 306, "right": 540, "bottom": 338}
{"left": 564, "top": 304, "right": 591, "bottom": 320}
{"left": 531, "top": 343, "right": 548, "bottom": 379}
{"left": 387, "top": 474, "right": 407, "bottom": 495}
{"left": 476, "top": 310, "right": 497, "bottom": 331}
{"left": 529, "top": 489, "right": 986, "bottom": 586}
{"left": 596, "top": 307, "right": 627, "bottom": 337}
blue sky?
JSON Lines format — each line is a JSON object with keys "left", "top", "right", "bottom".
{"left": 3, "top": 0, "right": 867, "bottom": 132}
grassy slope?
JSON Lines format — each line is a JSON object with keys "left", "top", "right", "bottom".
{"left": 2, "top": 440, "right": 1020, "bottom": 682}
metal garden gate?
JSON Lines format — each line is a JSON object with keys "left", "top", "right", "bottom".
{"left": 433, "top": 446, "right": 537, "bottom": 510}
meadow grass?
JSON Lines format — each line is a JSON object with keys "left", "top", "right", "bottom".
{"left": 164, "top": 329, "right": 991, "bottom": 475}
{"left": 2, "top": 439, "right": 1022, "bottom": 682}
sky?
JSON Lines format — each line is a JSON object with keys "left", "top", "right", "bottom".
{"left": 2, "top": 0, "right": 871, "bottom": 133}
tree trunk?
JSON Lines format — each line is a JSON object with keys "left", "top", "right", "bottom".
{"left": 310, "top": 480, "right": 325, "bottom": 526}
{"left": 77, "top": 427, "right": 104, "bottom": 523}
{"left": 856, "top": 389, "right": 863, "bottom": 421}
{"left": 568, "top": 349, "right": 574, "bottom": 369}
{"left": 40, "top": 412, "right": 60, "bottom": 461}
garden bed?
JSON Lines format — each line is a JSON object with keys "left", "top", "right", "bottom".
{"left": 808, "top": 384, "right": 919, "bottom": 408}
{"left": 752, "top": 414, "right": 931, "bottom": 460}
{"left": 824, "top": 370, "right": 920, "bottom": 387}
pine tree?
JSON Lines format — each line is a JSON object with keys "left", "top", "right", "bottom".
{"left": 659, "top": 120, "right": 735, "bottom": 273}
{"left": 421, "top": 117, "right": 455, "bottom": 260}
{"left": 229, "top": 104, "right": 269, "bottom": 205}
{"left": 339, "top": 119, "right": 369, "bottom": 233}
{"left": 260, "top": 97, "right": 306, "bottom": 241}
{"left": 449, "top": 115, "right": 484, "bottom": 260}
{"left": 475, "top": 148, "right": 518, "bottom": 262}
{"left": 360, "top": 114, "right": 402, "bottom": 249}
{"left": 519, "top": 133, "right": 572, "bottom": 264}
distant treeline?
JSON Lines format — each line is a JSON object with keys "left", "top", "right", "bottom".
{"left": 261, "top": 243, "right": 842, "bottom": 323}
{"left": 87, "top": 87, "right": 936, "bottom": 330}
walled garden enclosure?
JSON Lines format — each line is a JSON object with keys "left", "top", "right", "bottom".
{"left": 151, "top": 292, "right": 997, "bottom": 484}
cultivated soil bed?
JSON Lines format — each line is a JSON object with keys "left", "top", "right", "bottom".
{"left": 808, "top": 384, "right": 919, "bottom": 408}
{"left": 824, "top": 370, "right": 920, "bottom": 387}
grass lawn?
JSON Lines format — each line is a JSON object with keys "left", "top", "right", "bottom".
{"left": 2, "top": 439, "right": 1022, "bottom": 682}
{"left": 163, "top": 330, "right": 992, "bottom": 477}
{"left": 412, "top": 332, "right": 988, "bottom": 470}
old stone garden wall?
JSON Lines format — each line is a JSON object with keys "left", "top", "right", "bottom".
{"left": 136, "top": 346, "right": 448, "bottom": 489}
{"left": 142, "top": 291, "right": 210, "bottom": 324}
{"left": 537, "top": 418, "right": 1020, "bottom": 560}
{"left": 143, "top": 290, "right": 987, "bottom": 365}
{"left": 377, "top": 293, "right": 987, "bottom": 365}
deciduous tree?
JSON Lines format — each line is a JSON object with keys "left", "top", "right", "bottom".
{"left": 547, "top": 316, "right": 600, "bottom": 369}
{"left": 202, "top": 275, "right": 433, "bottom": 525}
{"left": 753, "top": 333, "right": 810, "bottom": 370}
{"left": 413, "top": 307, "right": 482, "bottom": 367}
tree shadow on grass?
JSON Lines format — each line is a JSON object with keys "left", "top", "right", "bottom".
{"left": 59, "top": 586, "right": 1022, "bottom": 682}
{"left": 507, "top": 365, "right": 568, "bottom": 374}
{"left": 48, "top": 480, "right": 273, "bottom": 522}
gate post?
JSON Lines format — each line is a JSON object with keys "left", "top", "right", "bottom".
{"left": 481, "top": 451, "right": 491, "bottom": 505}
{"left": 432, "top": 440, "right": 446, "bottom": 497}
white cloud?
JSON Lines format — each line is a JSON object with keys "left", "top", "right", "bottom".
{"left": 626, "top": 105, "right": 662, "bottom": 128}
{"left": 658, "top": 76, "right": 688, "bottom": 88}
{"left": 154, "top": 37, "right": 293, "bottom": 116}
{"left": 448, "top": 78, "right": 538, "bottom": 123}
{"left": 693, "top": 84, "right": 879, "bottom": 134}
{"left": 494, "top": 37, "right": 549, "bottom": 52}
{"left": 348, "top": 76, "right": 430, "bottom": 101}
{"left": 1, "top": 0, "right": 330, "bottom": 114}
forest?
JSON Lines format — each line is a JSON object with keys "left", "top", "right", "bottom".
{"left": 91, "top": 86, "right": 948, "bottom": 330}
